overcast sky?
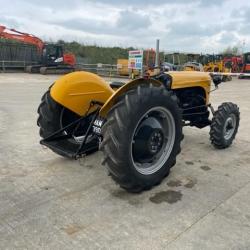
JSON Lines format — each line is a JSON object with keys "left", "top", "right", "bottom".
{"left": 0, "top": 0, "right": 249, "bottom": 53}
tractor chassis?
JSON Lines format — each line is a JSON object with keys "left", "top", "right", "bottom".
{"left": 40, "top": 100, "right": 215, "bottom": 159}
{"left": 182, "top": 103, "right": 214, "bottom": 128}
{"left": 40, "top": 102, "right": 101, "bottom": 159}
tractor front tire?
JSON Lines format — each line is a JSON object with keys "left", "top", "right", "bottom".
{"left": 101, "top": 84, "right": 182, "bottom": 193}
{"left": 210, "top": 102, "right": 240, "bottom": 149}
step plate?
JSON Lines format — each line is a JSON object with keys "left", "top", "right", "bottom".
{"left": 40, "top": 138, "right": 99, "bottom": 158}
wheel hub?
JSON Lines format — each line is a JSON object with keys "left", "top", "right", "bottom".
{"left": 133, "top": 117, "right": 165, "bottom": 163}
{"left": 223, "top": 115, "right": 236, "bottom": 140}
{"left": 131, "top": 107, "right": 176, "bottom": 175}
{"left": 148, "top": 129, "right": 164, "bottom": 154}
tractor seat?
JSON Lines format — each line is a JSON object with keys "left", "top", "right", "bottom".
{"left": 110, "top": 81, "right": 125, "bottom": 89}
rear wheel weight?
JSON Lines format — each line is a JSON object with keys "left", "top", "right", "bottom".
{"left": 210, "top": 102, "right": 240, "bottom": 149}
{"left": 100, "top": 84, "right": 183, "bottom": 192}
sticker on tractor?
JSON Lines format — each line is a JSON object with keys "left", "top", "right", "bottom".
{"left": 93, "top": 118, "right": 104, "bottom": 135}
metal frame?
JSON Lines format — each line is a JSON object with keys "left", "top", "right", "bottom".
{"left": 181, "top": 103, "right": 213, "bottom": 127}
{"left": 40, "top": 101, "right": 102, "bottom": 159}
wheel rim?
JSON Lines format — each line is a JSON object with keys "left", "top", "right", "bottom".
{"left": 223, "top": 114, "right": 236, "bottom": 140}
{"left": 60, "top": 107, "right": 92, "bottom": 144}
{"left": 130, "top": 106, "right": 176, "bottom": 175}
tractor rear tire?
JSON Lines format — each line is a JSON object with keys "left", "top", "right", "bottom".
{"left": 37, "top": 90, "right": 99, "bottom": 157}
{"left": 37, "top": 90, "right": 62, "bottom": 138}
{"left": 100, "top": 84, "right": 183, "bottom": 193}
{"left": 210, "top": 102, "right": 240, "bottom": 149}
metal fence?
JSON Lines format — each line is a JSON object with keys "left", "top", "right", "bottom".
{"left": 0, "top": 41, "right": 40, "bottom": 71}
{"left": 0, "top": 60, "right": 38, "bottom": 71}
{"left": 0, "top": 42, "right": 40, "bottom": 61}
{"left": 0, "top": 61, "right": 131, "bottom": 78}
{"left": 75, "top": 63, "right": 130, "bottom": 78}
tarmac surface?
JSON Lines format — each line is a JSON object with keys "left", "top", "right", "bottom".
{"left": 0, "top": 73, "right": 250, "bottom": 250}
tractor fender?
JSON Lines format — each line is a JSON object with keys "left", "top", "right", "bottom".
{"left": 50, "top": 71, "right": 114, "bottom": 116}
{"left": 99, "top": 71, "right": 212, "bottom": 117}
{"left": 99, "top": 78, "right": 162, "bottom": 117}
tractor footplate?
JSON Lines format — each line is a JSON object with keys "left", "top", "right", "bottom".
{"left": 41, "top": 138, "right": 99, "bottom": 159}
{"left": 40, "top": 108, "right": 100, "bottom": 159}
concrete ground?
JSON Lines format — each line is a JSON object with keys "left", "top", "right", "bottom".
{"left": 0, "top": 73, "right": 250, "bottom": 250}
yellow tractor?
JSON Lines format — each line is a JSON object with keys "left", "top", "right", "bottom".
{"left": 200, "top": 54, "right": 232, "bottom": 81}
{"left": 37, "top": 70, "right": 240, "bottom": 192}
{"left": 202, "top": 54, "right": 230, "bottom": 73}
{"left": 183, "top": 53, "right": 204, "bottom": 71}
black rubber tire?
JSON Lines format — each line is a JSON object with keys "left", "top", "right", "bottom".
{"left": 37, "top": 90, "right": 62, "bottom": 138}
{"left": 100, "top": 84, "right": 183, "bottom": 193}
{"left": 210, "top": 102, "right": 240, "bottom": 149}
{"left": 38, "top": 90, "right": 71, "bottom": 158}
{"left": 37, "top": 90, "right": 99, "bottom": 157}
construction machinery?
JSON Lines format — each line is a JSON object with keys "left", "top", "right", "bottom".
{"left": 223, "top": 55, "right": 243, "bottom": 73}
{"left": 164, "top": 53, "right": 203, "bottom": 71}
{"left": 182, "top": 53, "right": 202, "bottom": 71}
{"left": 239, "top": 52, "right": 250, "bottom": 78}
{"left": 0, "top": 25, "right": 76, "bottom": 74}
{"left": 183, "top": 62, "right": 204, "bottom": 71}
{"left": 117, "top": 49, "right": 156, "bottom": 77}
{"left": 202, "top": 54, "right": 222, "bottom": 72}
{"left": 117, "top": 58, "right": 139, "bottom": 77}
{"left": 199, "top": 54, "right": 232, "bottom": 81}
{"left": 161, "top": 62, "right": 177, "bottom": 71}
{"left": 117, "top": 59, "right": 130, "bottom": 76}
{"left": 201, "top": 54, "right": 230, "bottom": 73}
{"left": 37, "top": 69, "right": 240, "bottom": 193}
{"left": 164, "top": 53, "right": 181, "bottom": 67}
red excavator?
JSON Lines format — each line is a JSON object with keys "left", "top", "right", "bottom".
{"left": 223, "top": 55, "right": 243, "bottom": 73}
{"left": 238, "top": 52, "right": 250, "bottom": 79}
{"left": 242, "top": 52, "right": 250, "bottom": 72}
{"left": 0, "top": 25, "right": 76, "bottom": 74}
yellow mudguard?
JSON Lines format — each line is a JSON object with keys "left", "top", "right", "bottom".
{"left": 50, "top": 71, "right": 114, "bottom": 116}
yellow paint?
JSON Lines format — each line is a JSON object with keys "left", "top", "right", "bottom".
{"left": 51, "top": 71, "right": 212, "bottom": 118}
{"left": 117, "top": 59, "right": 139, "bottom": 77}
{"left": 203, "top": 60, "right": 231, "bottom": 73}
{"left": 117, "top": 59, "right": 129, "bottom": 76}
{"left": 99, "top": 78, "right": 161, "bottom": 117}
{"left": 100, "top": 71, "right": 211, "bottom": 116}
{"left": 168, "top": 71, "right": 211, "bottom": 103}
{"left": 50, "top": 71, "right": 114, "bottom": 116}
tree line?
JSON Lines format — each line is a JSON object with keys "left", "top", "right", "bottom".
{"left": 58, "top": 40, "right": 135, "bottom": 64}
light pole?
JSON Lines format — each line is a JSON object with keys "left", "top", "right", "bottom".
{"left": 155, "top": 39, "right": 160, "bottom": 68}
